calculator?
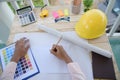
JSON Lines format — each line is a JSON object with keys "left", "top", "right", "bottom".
{"left": 16, "top": 6, "right": 36, "bottom": 26}
{"left": 0, "top": 43, "right": 39, "bottom": 80}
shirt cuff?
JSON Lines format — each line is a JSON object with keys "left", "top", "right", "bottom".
{"left": 0, "top": 62, "right": 17, "bottom": 80}
{"left": 67, "top": 62, "right": 86, "bottom": 80}
{"left": 67, "top": 62, "right": 83, "bottom": 73}
{"left": 4, "top": 62, "right": 17, "bottom": 74}
{"left": 6, "top": 62, "right": 17, "bottom": 68}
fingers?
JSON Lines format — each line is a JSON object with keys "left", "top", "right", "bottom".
{"left": 16, "top": 37, "right": 30, "bottom": 49}
{"left": 24, "top": 39, "right": 30, "bottom": 48}
{"left": 50, "top": 44, "right": 63, "bottom": 54}
{"left": 18, "top": 37, "right": 26, "bottom": 43}
{"left": 51, "top": 44, "right": 63, "bottom": 50}
{"left": 52, "top": 44, "right": 56, "bottom": 50}
{"left": 50, "top": 44, "right": 58, "bottom": 55}
{"left": 21, "top": 37, "right": 26, "bottom": 41}
{"left": 51, "top": 44, "right": 57, "bottom": 53}
{"left": 19, "top": 37, "right": 28, "bottom": 43}
{"left": 50, "top": 49, "right": 59, "bottom": 57}
{"left": 50, "top": 49, "right": 56, "bottom": 55}
{"left": 51, "top": 44, "right": 59, "bottom": 52}
{"left": 25, "top": 43, "right": 30, "bottom": 51}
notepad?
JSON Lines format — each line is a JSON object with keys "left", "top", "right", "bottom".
{"left": 14, "top": 31, "right": 93, "bottom": 80}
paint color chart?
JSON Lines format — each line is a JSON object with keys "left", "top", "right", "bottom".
{"left": 0, "top": 43, "right": 39, "bottom": 80}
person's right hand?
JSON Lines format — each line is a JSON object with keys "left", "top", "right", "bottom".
{"left": 50, "top": 44, "right": 73, "bottom": 64}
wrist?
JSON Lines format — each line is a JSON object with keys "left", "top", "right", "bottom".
{"left": 64, "top": 57, "right": 73, "bottom": 64}
{"left": 11, "top": 54, "right": 20, "bottom": 63}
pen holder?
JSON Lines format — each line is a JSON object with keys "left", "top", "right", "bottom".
{"left": 71, "top": 1, "right": 81, "bottom": 14}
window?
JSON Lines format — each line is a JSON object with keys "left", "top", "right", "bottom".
{"left": 7, "top": 0, "right": 44, "bottom": 13}
{"left": 32, "top": 0, "right": 44, "bottom": 7}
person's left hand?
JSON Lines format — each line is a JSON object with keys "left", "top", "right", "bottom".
{"left": 11, "top": 38, "right": 30, "bottom": 63}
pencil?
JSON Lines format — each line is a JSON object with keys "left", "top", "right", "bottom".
{"left": 56, "top": 36, "right": 62, "bottom": 45}
{"left": 54, "top": 36, "right": 63, "bottom": 51}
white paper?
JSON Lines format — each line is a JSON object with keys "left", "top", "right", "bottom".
{"left": 14, "top": 31, "right": 93, "bottom": 80}
{"left": 37, "top": 24, "right": 112, "bottom": 58}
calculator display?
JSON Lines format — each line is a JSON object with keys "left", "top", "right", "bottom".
{"left": 17, "top": 6, "right": 32, "bottom": 15}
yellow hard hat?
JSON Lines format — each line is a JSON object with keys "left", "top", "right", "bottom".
{"left": 75, "top": 9, "right": 107, "bottom": 39}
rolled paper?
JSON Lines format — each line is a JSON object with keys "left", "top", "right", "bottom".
{"left": 64, "top": 9, "right": 69, "bottom": 16}
{"left": 57, "top": 10, "right": 64, "bottom": 17}
{"left": 37, "top": 23, "right": 62, "bottom": 37}
{"left": 37, "top": 24, "right": 112, "bottom": 58}
{"left": 52, "top": 11, "right": 59, "bottom": 19}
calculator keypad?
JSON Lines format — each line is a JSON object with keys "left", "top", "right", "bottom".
{"left": 19, "top": 11, "right": 36, "bottom": 26}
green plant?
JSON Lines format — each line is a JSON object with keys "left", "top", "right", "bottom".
{"left": 32, "top": 0, "right": 44, "bottom": 7}
{"left": 7, "top": 2, "right": 16, "bottom": 13}
{"left": 83, "top": 0, "right": 93, "bottom": 12}
{"left": 7, "top": 0, "right": 44, "bottom": 14}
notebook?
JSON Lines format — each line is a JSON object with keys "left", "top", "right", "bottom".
{"left": 92, "top": 52, "right": 116, "bottom": 79}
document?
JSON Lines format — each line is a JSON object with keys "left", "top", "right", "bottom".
{"left": 14, "top": 31, "right": 93, "bottom": 80}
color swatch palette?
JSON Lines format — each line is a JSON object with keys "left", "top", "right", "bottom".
{"left": 0, "top": 43, "right": 39, "bottom": 80}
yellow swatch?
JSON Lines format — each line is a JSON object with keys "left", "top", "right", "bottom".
{"left": 64, "top": 9, "right": 69, "bottom": 16}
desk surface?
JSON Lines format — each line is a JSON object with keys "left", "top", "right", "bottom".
{"left": 8, "top": 6, "right": 120, "bottom": 79}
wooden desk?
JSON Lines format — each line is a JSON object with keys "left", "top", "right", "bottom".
{"left": 8, "top": 6, "right": 120, "bottom": 79}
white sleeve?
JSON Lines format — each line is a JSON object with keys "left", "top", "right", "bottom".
{"left": 67, "top": 62, "right": 86, "bottom": 80}
{"left": 0, "top": 62, "right": 17, "bottom": 80}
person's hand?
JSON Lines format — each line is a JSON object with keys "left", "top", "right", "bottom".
{"left": 73, "top": 0, "right": 81, "bottom": 6}
{"left": 11, "top": 38, "right": 30, "bottom": 63}
{"left": 50, "top": 44, "right": 73, "bottom": 64}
